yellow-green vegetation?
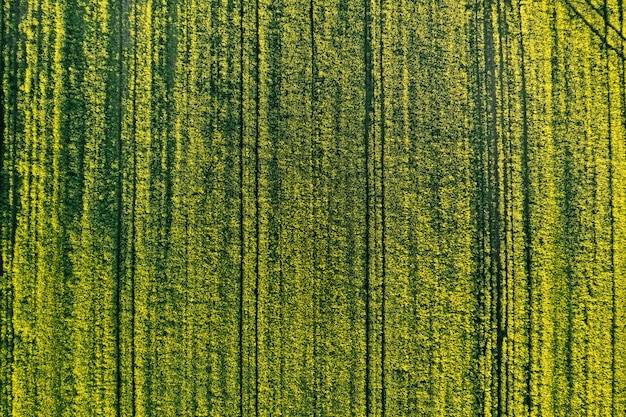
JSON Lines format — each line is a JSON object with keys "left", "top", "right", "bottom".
{"left": 0, "top": 0, "right": 625, "bottom": 416}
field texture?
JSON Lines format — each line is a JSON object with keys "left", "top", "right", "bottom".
{"left": 1, "top": 0, "right": 626, "bottom": 416}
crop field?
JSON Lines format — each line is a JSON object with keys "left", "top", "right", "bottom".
{"left": 0, "top": 0, "right": 625, "bottom": 416}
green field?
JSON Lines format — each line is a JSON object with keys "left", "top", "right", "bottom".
{"left": 1, "top": 0, "right": 625, "bottom": 415}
